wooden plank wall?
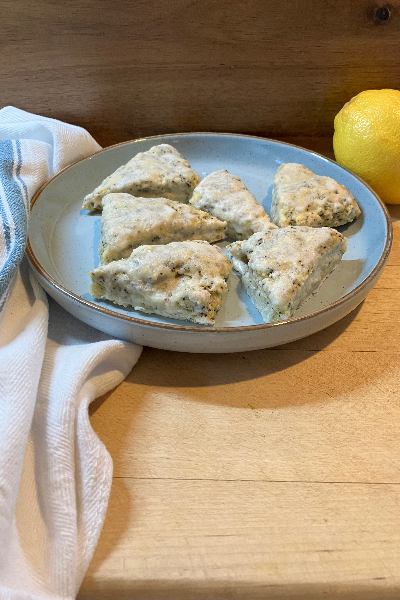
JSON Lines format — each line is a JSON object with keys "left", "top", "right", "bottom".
{"left": 2, "top": 0, "right": 400, "bottom": 146}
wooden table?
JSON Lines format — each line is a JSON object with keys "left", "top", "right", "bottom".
{"left": 77, "top": 138, "right": 400, "bottom": 599}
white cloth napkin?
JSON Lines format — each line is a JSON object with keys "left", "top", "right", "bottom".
{"left": 0, "top": 107, "right": 142, "bottom": 599}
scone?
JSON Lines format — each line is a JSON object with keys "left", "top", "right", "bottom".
{"left": 83, "top": 144, "right": 200, "bottom": 211}
{"left": 189, "top": 169, "right": 277, "bottom": 240}
{"left": 90, "top": 240, "right": 232, "bottom": 325}
{"left": 226, "top": 226, "right": 347, "bottom": 323}
{"left": 271, "top": 163, "right": 361, "bottom": 228}
{"left": 99, "top": 193, "right": 227, "bottom": 264}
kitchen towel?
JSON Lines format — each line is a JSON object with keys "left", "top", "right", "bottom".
{"left": 0, "top": 107, "right": 142, "bottom": 599}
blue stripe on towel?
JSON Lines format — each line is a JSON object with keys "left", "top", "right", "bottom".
{"left": 15, "top": 140, "right": 29, "bottom": 214}
{"left": 0, "top": 194, "right": 11, "bottom": 252}
{"left": 0, "top": 140, "right": 27, "bottom": 307}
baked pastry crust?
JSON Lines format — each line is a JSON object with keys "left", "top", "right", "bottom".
{"left": 190, "top": 169, "right": 277, "bottom": 240}
{"left": 90, "top": 240, "right": 232, "bottom": 325}
{"left": 99, "top": 193, "right": 226, "bottom": 264}
{"left": 83, "top": 144, "right": 200, "bottom": 211}
{"left": 226, "top": 226, "right": 347, "bottom": 323}
{"left": 271, "top": 163, "right": 361, "bottom": 228}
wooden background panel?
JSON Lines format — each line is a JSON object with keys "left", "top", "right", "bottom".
{"left": 2, "top": 0, "right": 400, "bottom": 145}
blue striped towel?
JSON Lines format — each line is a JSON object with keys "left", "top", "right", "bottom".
{"left": 0, "top": 107, "right": 141, "bottom": 599}
{"left": 0, "top": 106, "right": 103, "bottom": 308}
{"left": 0, "top": 139, "right": 29, "bottom": 309}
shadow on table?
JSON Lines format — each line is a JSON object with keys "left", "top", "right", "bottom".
{"left": 78, "top": 577, "right": 399, "bottom": 600}
{"left": 89, "top": 304, "right": 361, "bottom": 417}
{"left": 387, "top": 204, "right": 400, "bottom": 221}
{"left": 123, "top": 303, "right": 363, "bottom": 390}
{"left": 89, "top": 302, "right": 384, "bottom": 415}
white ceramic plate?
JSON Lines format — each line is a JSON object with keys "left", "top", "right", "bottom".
{"left": 27, "top": 133, "right": 392, "bottom": 353}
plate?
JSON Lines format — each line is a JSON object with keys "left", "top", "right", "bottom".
{"left": 27, "top": 133, "right": 392, "bottom": 353}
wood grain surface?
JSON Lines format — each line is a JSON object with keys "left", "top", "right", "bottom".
{"left": 3, "top": 0, "right": 400, "bottom": 146}
{"left": 77, "top": 139, "right": 400, "bottom": 598}
{"left": 6, "top": 0, "right": 400, "bottom": 595}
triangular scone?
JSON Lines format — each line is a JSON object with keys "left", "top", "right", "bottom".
{"left": 189, "top": 170, "right": 277, "bottom": 240}
{"left": 98, "top": 193, "right": 227, "bottom": 264}
{"left": 271, "top": 163, "right": 361, "bottom": 228}
{"left": 226, "top": 227, "right": 347, "bottom": 323}
{"left": 90, "top": 241, "right": 232, "bottom": 325}
{"left": 83, "top": 144, "right": 200, "bottom": 211}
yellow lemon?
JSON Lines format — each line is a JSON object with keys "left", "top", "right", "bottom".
{"left": 333, "top": 89, "right": 400, "bottom": 204}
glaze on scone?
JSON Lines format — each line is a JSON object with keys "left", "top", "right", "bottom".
{"left": 83, "top": 144, "right": 200, "bottom": 211}
{"left": 99, "top": 193, "right": 227, "bottom": 264}
{"left": 226, "top": 226, "right": 347, "bottom": 323}
{"left": 190, "top": 169, "right": 277, "bottom": 240}
{"left": 90, "top": 240, "right": 232, "bottom": 325}
{"left": 271, "top": 163, "right": 361, "bottom": 228}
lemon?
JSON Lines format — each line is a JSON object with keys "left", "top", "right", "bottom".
{"left": 333, "top": 89, "right": 400, "bottom": 204}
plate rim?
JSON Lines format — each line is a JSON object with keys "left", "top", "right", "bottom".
{"left": 26, "top": 131, "right": 393, "bottom": 334}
